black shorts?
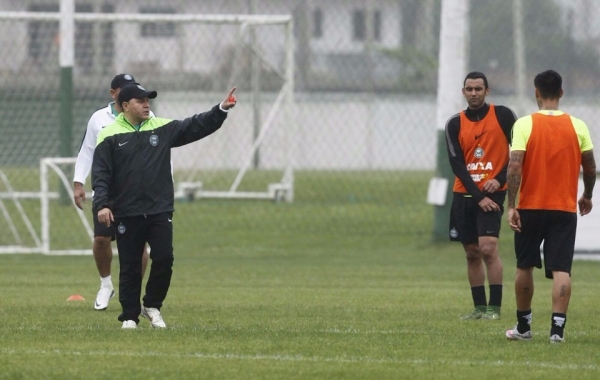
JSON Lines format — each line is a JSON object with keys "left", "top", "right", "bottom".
{"left": 93, "top": 205, "right": 116, "bottom": 240}
{"left": 449, "top": 192, "right": 505, "bottom": 245}
{"left": 513, "top": 209, "right": 577, "bottom": 279}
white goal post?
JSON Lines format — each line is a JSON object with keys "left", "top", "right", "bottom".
{"left": 0, "top": 9, "right": 295, "bottom": 202}
{"left": 0, "top": 157, "right": 93, "bottom": 255}
{"left": 0, "top": 9, "right": 295, "bottom": 254}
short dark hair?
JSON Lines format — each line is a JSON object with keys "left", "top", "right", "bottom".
{"left": 464, "top": 71, "right": 489, "bottom": 89}
{"left": 534, "top": 70, "right": 562, "bottom": 99}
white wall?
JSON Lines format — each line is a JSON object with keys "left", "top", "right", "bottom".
{"left": 162, "top": 92, "right": 600, "bottom": 172}
{"left": 161, "top": 92, "right": 438, "bottom": 171}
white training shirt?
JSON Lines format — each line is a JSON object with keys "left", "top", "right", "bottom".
{"left": 73, "top": 103, "right": 155, "bottom": 185}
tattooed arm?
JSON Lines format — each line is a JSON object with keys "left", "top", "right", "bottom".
{"left": 578, "top": 150, "right": 596, "bottom": 215}
{"left": 507, "top": 151, "right": 524, "bottom": 208}
{"left": 507, "top": 150, "right": 525, "bottom": 231}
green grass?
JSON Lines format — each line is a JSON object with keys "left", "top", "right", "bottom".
{"left": 0, "top": 170, "right": 599, "bottom": 379}
{"left": 0, "top": 169, "right": 431, "bottom": 249}
{"left": 1, "top": 240, "right": 599, "bottom": 379}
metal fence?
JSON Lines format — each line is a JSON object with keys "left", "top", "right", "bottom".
{"left": 0, "top": 0, "right": 599, "bottom": 252}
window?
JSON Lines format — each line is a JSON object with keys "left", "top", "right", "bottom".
{"left": 140, "top": 7, "right": 176, "bottom": 38}
{"left": 352, "top": 9, "right": 366, "bottom": 41}
{"left": 373, "top": 10, "right": 381, "bottom": 41}
{"left": 28, "top": 4, "right": 59, "bottom": 63}
{"left": 313, "top": 8, "right": 323, "bottom": 38}
{"left": 352, "top": 9, "right": 382, "bottom": 42}
{"left": 75, "top": 3, "right": 93, "bottom": 73}
{"left": 28, "top": 3, "right": 114, "bottom": 71}
{"left": 100, "top": 4, "right": 115, "bottom": 74}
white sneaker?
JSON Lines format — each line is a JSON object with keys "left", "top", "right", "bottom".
{"left": 94, "top": 286, "right": 115, "bottom": 310}
{"left": 550, "top": 334, "right": 565, "bottom": 343}
{"left": 506, "top": 326, "right": 533, "bottom": 341}
{"left": 122, "top": 320, "right": 137, "bottom": 329}
{"left": 141, "top": 306, "right": 166, "bottom": 328}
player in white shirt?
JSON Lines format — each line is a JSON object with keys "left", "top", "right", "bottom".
{"left": 73, "top": 74, "right": 150, "bottom": 310}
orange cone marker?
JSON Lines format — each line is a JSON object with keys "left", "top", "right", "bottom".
{"left": 67, "top": 294, "right": 86, "bottom": 301}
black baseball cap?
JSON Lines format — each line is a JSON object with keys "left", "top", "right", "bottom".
{"left": 118, "top": 83, "right": 158, "bottom": 107}
{"left": 111, "top": 73, "right": 136, "bottom": 90}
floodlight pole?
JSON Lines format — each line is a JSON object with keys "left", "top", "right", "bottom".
{"left": 248, "top": 0, "right": 261, "bottom": 169}
{"left": 432, "top": 0, "right": 469, "bottom": 242}
{"left": 59, "top": 0, "right": 74, "bottom": 205}
{"left": 513, "top": 0, "right": 527, "bottom": 116}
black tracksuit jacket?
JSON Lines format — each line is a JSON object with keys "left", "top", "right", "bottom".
{"left": 92, "top": 104, "right": 227, "bottom": 218}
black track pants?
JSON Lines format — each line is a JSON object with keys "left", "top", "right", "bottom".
{"left": 114, "top": 212, "right": 174, "bottom": 323}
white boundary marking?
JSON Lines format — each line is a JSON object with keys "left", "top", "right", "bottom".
{"left": 574, "top": 253, "right": 600, "bottom": 261}
{"left": 0, "top": 348, "right": 598, "bottom": 372}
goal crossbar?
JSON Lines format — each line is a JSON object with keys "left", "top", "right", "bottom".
{"left": 0, "top": 10, "right": 295, "bottom": 254}
{"left": 0, "top": 12, "right": 292, "bottom": 25}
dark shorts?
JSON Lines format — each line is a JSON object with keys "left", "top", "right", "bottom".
{"left": 513, "top": 209, "right": 577, "bottom": 279}
{"left": 93, "top": 205, "right": 116, "bottom": 240}
{"left": 449, "top": 192, "right": 505, "bottom": 245}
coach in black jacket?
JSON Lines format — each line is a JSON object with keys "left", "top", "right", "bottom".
{"left": 92, "top": 83, "right": 237, "bottom": 329}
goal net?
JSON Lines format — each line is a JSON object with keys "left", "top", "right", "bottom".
{"left": 0, "top": 8, "right": 293, "bottom": 254}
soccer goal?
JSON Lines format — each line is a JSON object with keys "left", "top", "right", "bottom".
{"left": 0, "top": 8, "right": 294, "bottom": 254}
{"left": 0, "top": 158, "right": 93, "bottom": 255}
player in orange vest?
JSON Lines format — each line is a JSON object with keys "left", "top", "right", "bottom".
{"left": 505, "top": 70, "right": 596, "bottom": 343}
{"left": 445, "top": 71, "right": 517, "bottom": 320}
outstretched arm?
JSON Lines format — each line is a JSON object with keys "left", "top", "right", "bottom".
{"left": 170, "top": 87, "right": 237, "bottom": 147}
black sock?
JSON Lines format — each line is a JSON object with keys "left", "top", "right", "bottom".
{"left": 471, "top": 286, "right": 487, "bottom": 309}
{"left": 550, "top": 313, "right": 567, "bottom": 337}
{"left": 488, "top": 284, "right": 503, "bottom": 308}
{"left": 516, "top": 309, "right": 532, "bottom": 333}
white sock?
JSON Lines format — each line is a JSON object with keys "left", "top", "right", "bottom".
{"left": 100, "top": 275, "right": 112, "bottom": 289}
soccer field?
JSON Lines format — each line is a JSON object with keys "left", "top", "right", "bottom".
{"left": 1, "top": 173, "right": 599, "bottom": 379}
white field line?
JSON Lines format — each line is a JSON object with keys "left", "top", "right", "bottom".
{"left": 573, "top": 254, "right": 600, "bottom": 261}
{"left": 0, "top": 347, "right": 598, "bottom": 371}
{"left": 5, "top": 326, "right": 600, "bottom": 339}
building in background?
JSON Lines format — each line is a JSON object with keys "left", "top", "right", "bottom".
{"left": 0, "top": 0, "right": 441, "bottom": 93}
{"left": 0, "top": 0, "right": 599, "bottom": 171}
{"left": 1, "top": 0, "right": 599, "bottom": 94}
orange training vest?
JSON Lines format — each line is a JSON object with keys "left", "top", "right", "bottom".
{"left": 453, "top": 104, "right": 509, "bottom": 193}
{"left": 518, "top": 112, "right": 581, "bottom": 212}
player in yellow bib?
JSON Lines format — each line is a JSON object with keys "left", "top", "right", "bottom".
{"left": 505, "top": 69, "right": 596, "bottom": 343}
